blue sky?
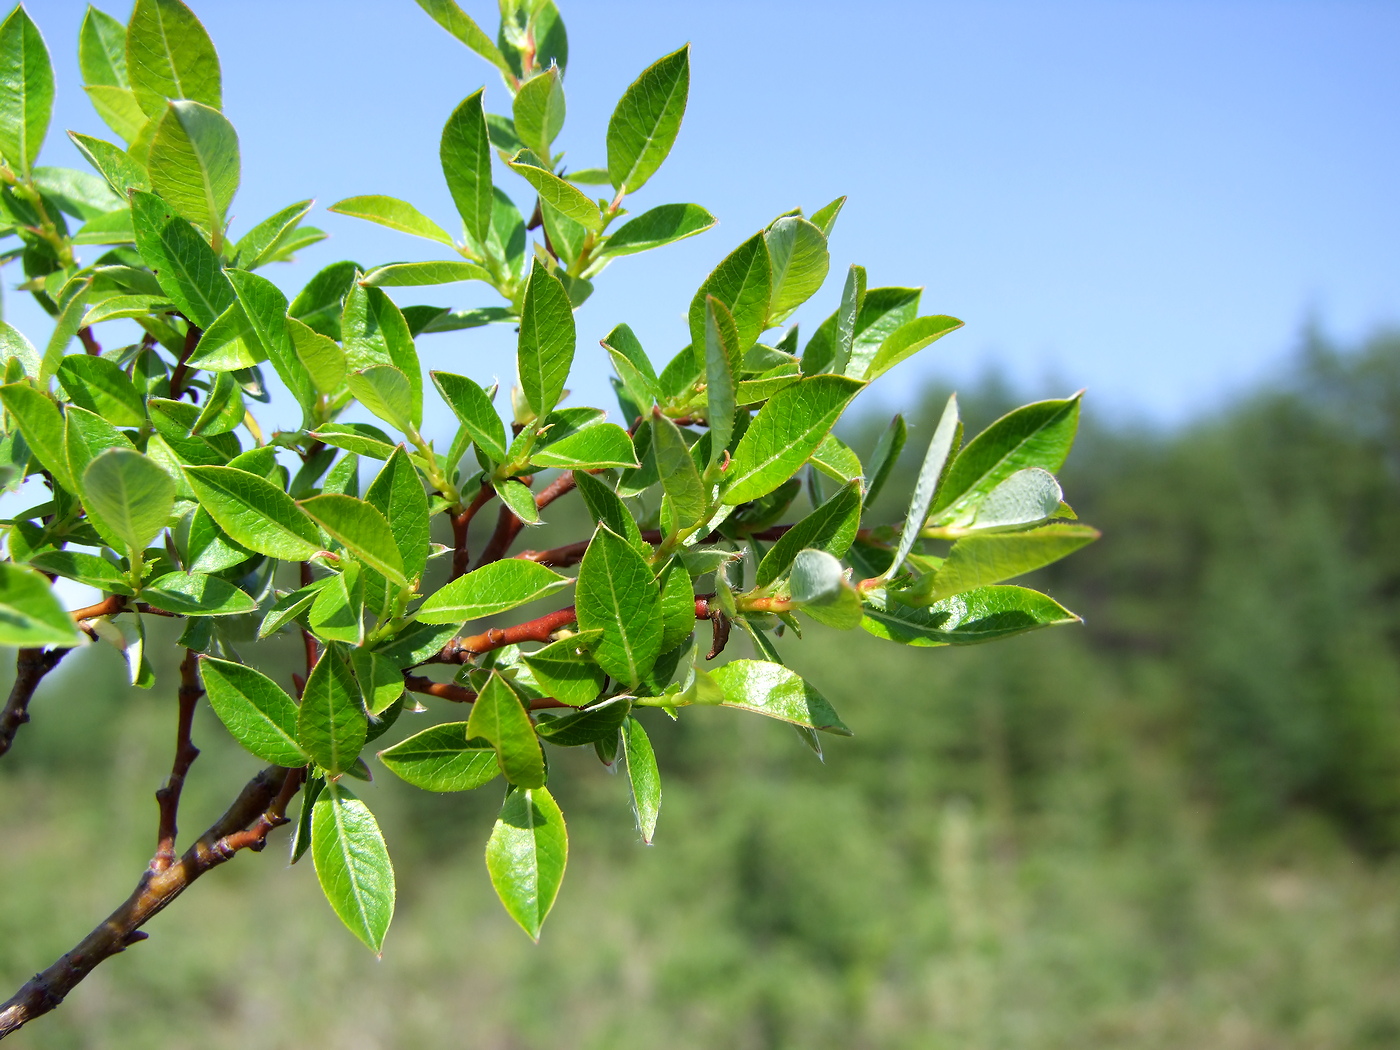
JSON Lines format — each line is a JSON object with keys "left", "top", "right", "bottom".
{"left": 14, "top": 0, "right": 1400, "bottom": 431}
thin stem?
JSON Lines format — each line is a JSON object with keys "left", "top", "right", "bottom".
{"left": 76, "top": 327, "right": 101, "bottom": 356}
{"left": 403, "top": 675, "right": 572, "bottom": 711}
{"left": 152, "top": 651, "right": 202, "bottom": 873}
{"left": 0, "top": 647, "right": 70, "bottom": 760}
{"left": 450, "top": 484, "right": 496, "bottom": 581}
{"left": 167, "top": 321, "right": 203, "bottom": 402}
{"left": 435, "top": 606, "right": 581, "bottom": 663}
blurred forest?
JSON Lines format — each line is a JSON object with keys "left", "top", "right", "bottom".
{"left": 3, "top": 329, "right": 1400, "bottom": 1048}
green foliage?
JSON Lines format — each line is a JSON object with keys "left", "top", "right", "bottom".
{"left": 0, "top": 0, "right": 1093, "bottom": 993}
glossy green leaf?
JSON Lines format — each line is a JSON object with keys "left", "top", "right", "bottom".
{"left": 185, "top": 464, "right": 321, "bottom": 560}
{"left": 0, "top": 383, "right": 70, "bottom": 490}
{"left": 517, "top": 258, "right": 575, "bottom": 419}
{"left": 361, "top": 260, "right": 492, "bottom": 288}
{"left": 521, "top": 633, "right": 606, "bottom": 707}
{"left": 513, "top": 68, "right": 564, "bottom": 163}
{"left": 0, "top": 562, "right": 80, "bottom": 647}
{"left": 299, "top": 493, "right": 407, "bottom": 586}
{"left": 378, "top": 722, "right": 499, "bottom": 791}
{"left": 311, "top": 422, "right": 397, "bottom": 460}
{"left": 190, "top": 370, "right": 243, "bottom": 436}
{"left": 845, "top": 286, "right": 923, "bottom": 378}
{"left": 906, "top": 523, "right": 1100, "bottom": 605}
{"left": 810, "top": 195, "right": 846, "bottom": 237}
{"left": 231, "top": 199, "right": 312, "bottom": 269}
{"left": 789, "top": 548, "right": 863, "bottom": 629}
{"left": 415, "top": 558, "right": 569, "bottom": 624}
{"left": 78, "top": 6, "right": 127, "bottom": 88}
{"left": 68, "top": 131, "right": 149, "bottom": 196}
{"left": 348, "top": 648, "right": 404, "bottom": 717}
{"left": 652, "top": 413, "right": 707, "bottom": 530}
{"left": 312, "top": 782, "right": 395, "bottom": 954}
{"left": 440, "top": 87, "right": 494, "bottom": 243}
{"left": 810, "top": 433, "right": 863, "bottom": 485}
{"left": 862, "top": 584, "right": 1080, "bottom": 647}
{"left": 496, "top": 477, "right": 540, "bottom": 524}
{"left": 468, "top": 671, "right": 544, "bottom": 787}
{"left": 126, "top": 0, "right": 221, "bottom": 117}
{"left": 0, "top": 6, "right": 53, "bottom": 178}
{"left": 129, "top": 191, "right": 234, "bottom": 328}
{"left": 606, "top": 44, "right": 689, "bottom": 195}
{"left": 365, "top": 448, "right": 430, "bottom": 583}
{"left": 765, "top": 216, "right": 828, "bottom": 325}
{"left": 146, "top": 100, "right": 239, "bottom": 236}
{"left": 723, "top": 374, "right": 864, "bottom": 505}
{"left": 864, "top": 413, "right": 907, "bottom": 507}
{"left": 656, "top": 558, "right": 695, "bottom": 655}
{"left": 288, "top": 317, "right": 346, "bottom": 395}
{"left": 688, "top": 231, "right": 770, "bottom": 360}
{"left": 535, "top": 696, "right": 629, "bottom": 746}
{"left": 83, "top": 84, "right": 144, "bottom": 142}
{"left": 431, "top": 371, "right": 507, "bottom": 462}
{"left": 623, "top": 716, "right": 660, "bottom": 843}
{"left": 506, "top": 150, "right": 602, "bottom": 231}
{"left": 199, "top": 656, "right": 307, "bottom": 765}
{"left": 575, "top": 526, "right": 662, "bottom": 687}
{"left": 347, "top": 366, "right": 419, "bottom": 436}
{"left": 486, "top": 785, "right": 567, "bottom": 941}
{"left": 56, "top": 356, "right": 143, "bottom": 428}
{"left": 308, "top": 565, "right": 365, "bottom": 646}
{"left": 28, "top": 550, "right": 134, "bottom": 595}
{"left": 709, "top": 660, "right": 851, "bottom": 735}
{"left": 299, "top": 648, "right": 368, "bottom": 776}
{"left": 530, "top": 421, "right": 638, "bottom": 470}
{"left": 64, "top": 405, "right": 134, "bottom": 489}
{"left": 142, "top": 571, "right": 255, "bottom": 616}
{"left": 258, "top": 577, "right": 332, "bottom": 639}
{"left": 328, "top": 195, "right": 454, "bottom": 246}
{"left": 599, "top": 203, "right": 715, "bottom": 258}
{"left": 290, "top": 259, "right": 359, "bottom": 338}
{"left": 886, "top": 394, "right": 960, "bottom": 578}
{"left": 866, "top": 315, "right": 964, "bottom": 380}
{"left": 755, "top": 480, "right": 861, "bottom": 587}
{"left": 413, "top": 0, "right": 512, "bottom": 80}
{"left": 830, "top": 265, "right": 867, "bottom": 377}
{"left": 571, "top": 470, "right": 643, "bottom": 553}
{"left": 966, "top": 467, "right": 1063, "bottom": 529}
{"left": 704, "top": 295, "right": 741, "bottom": 466}
{"left": 82, "top": 447, "right": 174, "bottom": 553}
{"left": 0, "top": 320, "right": 39, "bottom": 379}
{"left": 342, "top": 282, "right": 422, "bottom": 419}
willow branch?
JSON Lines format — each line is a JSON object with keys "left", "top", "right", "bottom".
{"left": 0, "top": 764, "right": 300, "bottom": 1040}
{"left": 474, "top": 471, "right": 577, "bottom": 568}
{"left": 152, "top": 651, "right": 202, "bottom": 873}
{"left": 0, "top": 647, "right": 70, "bottom": 760}
{"left": 449, "top": 484, "right": 496, "bottom": 581}
{"left": 434, "top": 606, "right": 581, "bottom": 663}
{"left": 402, "top": 674, "right": 573, "bottom": 711}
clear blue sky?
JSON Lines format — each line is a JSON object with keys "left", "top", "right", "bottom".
{"left": 15, "top": 0, "right": 1400, "bottom": 430}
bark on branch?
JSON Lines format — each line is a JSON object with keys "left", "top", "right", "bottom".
{"left": 0, "top": 647, "right": 70, "bottom": 760}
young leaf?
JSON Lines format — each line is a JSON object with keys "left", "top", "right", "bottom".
{"left": 415, "top": 559, "right": 570, "bottom": 624}
{"left": 68, "top": 130, "right": 150, "bottom": 196}
{"left": 299, "top": 494, "right": 408, "bottom": 586}
{"left": 599, "top": 203, "right": 715, "bottom": 258}
{"left": 312, "top": 782, "right": 395, "bottom": 954}
{"left": 967, "top": 467, "right": 1063, "bottom": 530}
{"left": 311, "top": 422, "right": 397, "bottom": 461}
{"left": 866, "top": 315, "right": 964, "bottom": 381}
{"left": 722, "top": 375, "right": 864, "bottom": 505}
{"left": 623, "top": 716, "right": 661, "bottom": 843}
{"left": 845, "top": 286, "right": 923, "bottom": 378}
{"left": 365, "top": 448, "right": 431, "bottom": 583}
{"left": 431, "top": 371, "right": 507, "bottom": 462}
{"left": 606, "top": 44, "right": 689, "bottom": 195}
{"left": 341, "top": 283, "right": 423, "bottom": 420}
{"left": 129, "top": 191, "right": 234, "bottom": 328}
{"left": 885, "top": 394, "right": 960, "bottom": 578}
{"left": 513, "top": 68, "right": 565, "bottom": 164}
{"left": 347, "top": 366, "right": 420, "bottom": 436}
{"left": 0, "top": 382, "right": 72, "bottom": 491}
{"left": 258, "top": 577, "right": 332, "bottom": 639}
{"left": 810, "top": 433, "right": 863, "bottom": 485}
{"left": 328, "top": 195, "right": 455, "bottom": 246}
{"left": 709, "top": 660, "right": 852, "bottom": 735}
{"left": 575, "top": 526, "right": 662, "bottom": 687}
{"left": 765, "top": 216, "right": 829, "bottom": 325}
{"left": 0, "top": 6, "right": 53, "bottom": 178}
{"left": 126, "top": 0, "right": 221, "bottom": 117}
{"left": 506, "top": 150, "right": 602, "bottom": 231}
{"left": 656, "top": 559, "right": 695, "bottom": 655}
{"left": 530, "top": 421, "right": 638, "bottom": 470}
{"left": 184, "top": 464, "right": 322, "bottom": 560}
{"left": 652, "top": 414, "right": 707, "bottom": 529}
{"left": 231, "top": 199, "right": 313, "bottom": 269}
{"left": 360, "top": 260, "right": 492, "bottom": 288}
{"left": 199, "top": 656, "right": 308, "bottom": 766}
{"left": 78, "top": 6, "right": 127, "bottom": 89}
{"left": 28, "top": 550, "right": 135, "bottom": 596}
{"left": 830, "top": 265, "right": 867, "bottom": 377}
{"left": 521, "top": 633, "right": 606, "bottom": 707}
{"left": 572, "top": 470, "right": 646, "bottom": 553}
{"left": 485, "top": 785, "right": 567, "bottom": 941}
{"left": 517, "top": 258, "right": 575, "bottom": 419}
{"left": 0, "top": 562, "right": 81, "bottom": 647}
{"left": 688, "top": 231, "right": 771, "bottom": 360}
{"left": 142, "top": 571, "right": 256, "bottom": 617}
{"left": 146, "top": 100, "right": 240, "bottom": 237}
{"left": 755, "top": 480, "right": 861, "bottom": 587}
{"left": 299, "top": 648, "right": 368, "bottom": 776}
{"left": 906, "top": 524, "right": 1100, "bottom": 605}
{"left": 864, "top": 414, "right": 907, "bottom": 508}
{"left": 82, "top": 447, "right": 175, "bottom": 554}
{"left": 378, "top": 722, "right": 499, "bottom": 791}
{"left": 496, "top": 477, "right": 540, "bottom": 524}
{"left": 810, "top": 195, "right": 846, "bottom": 237}
{"left": 57, "top": 356, "right": 145, "bottom": 427}
{"left": 789, "top": 549, "right": 863, "bottom": 629}
{"left": 441, "top": 88, "right": 493, "bottom": 244}
{"left": 468, "top": 671, "right": 545, "bottom": 787}
{"left": 861, "top": 584, "right": 1080, "bottom": 647}
{"left": 704, "top": 295, "right": 741, "bottom": 465}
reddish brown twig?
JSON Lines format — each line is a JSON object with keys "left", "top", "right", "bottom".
{"left": 167, "top": 321, "right": 203, "bottom": 402}
{"left": 435, "top": 606, "right": 581, "bottom": 663}
{"left": 76, "top": 326, "right": 101, "bottom": 356}
{"left": 0, "top": 764, "right": 300, "bottom": 1039}
{"left": 68, "top": 595, "right": 126, "bottom": 621}
{"left": 152, "top": 652, "right": 203, "bottom": 873}
{"left": 450, "top": 484, "right": 496, "bottom": 581}
{"left": 0, "top": 647, "right": 71, "bottom": 760}
{"left": 475, "top": 471, "right": 577, "bottom": 568}
{"left": 403, "top": 674, "right": 572, "bottom": 711}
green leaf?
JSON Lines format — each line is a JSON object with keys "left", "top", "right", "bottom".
{"left": 606, "top": 44, "right": 689, "bottom": 195}
{"left": 312, "top": 782, "right": 395, "bottom": 954}
{"left": 126, "top": 0, "right": 221, "bottom": 117}
{"left": 288, "top": 317, "right": 346, "bottom": 395}
{"left": 862, "top": 584, "right": 1080, "bottom": 647}
{"left": 82, "top": 447, "right": 175, "bottom": 553}
{"left": 365, "top": 448, "right": 430, "bottom": 584}
{"left": 290, "top": 259, "right": 359, "bottom": 339}
{"left": 468, "top": 671, "right": 544, "bottom": 787}
{"left": 599, "top": 203, "right": 715, "bottom": 258}
{"left": 496, "top": 477, "right": 539, "bottom": 524}
{"left": 703, "top": 295, "right": 742, "bottom": 467}
{"left": 40, "top": 279, "right": 94, "bottom": 384}
{"left": 530, "top": 421, "right": 637, "bottom": 470}
{"left": 0, "top": 383, "right": 70, "bottom": 490}
{"left": 328, "top": 195, "right": 454, "bottom": 246}
{"left": 656, "top": 558, "right": 694, "bottom": 655}
{"left": 485, "top": 785, "right": 567, "bottom": 941}
{"left": 231, "top": 199, "right": 312, "bottom": 269}
{"left": 506, "top": 150, "right": 602, "bottom": 231}
{"left": 0, "top": 562, "right": 80, "bottom": 647}
{"left": 299, "top": 494, "right": 407, "bottom": 587}
{"left": 64, "top": 404, "right": 134, "bottom": 488}
{"left": 79, "top": 6, "right": 128, "bottom": 89}
{"left": 789, "top": 549, "right": 863, "bottom": 629}
{"left": 308, "top": 565, "right": 365, "bottom": 646}
{"left": 28, "top": 550, "right": 134, "bottom": 595}
{"left": 905, "top": 523, "right": 1100, "bottom": 605}
{"left": 0, "top": 319, "right": 39, "bottom": 379}
{"left": 765, "top": 216, "right": 828, "bottom": 325}
{"left": 845, "top": 286, "right": 923, "bottom": 378}
{"left": 378, "top": 723, "right": 499, "bottom": 791}
{"left": 651, "top": 413, "right": 707, "bottom": 530}
{"left": 810, "top": 195, "right": 846, "bottom": 237}
{"left": 688, "top": 231, "right": 770, "bottom": 360}
{"left": 185, "top": 464, "right": 321, "bottom": 560}
{"left": 866, "top": 315, "right": 964, "bottom": 380}
{"left": 258, "top": 577, "right": 331, "bottom": 639}
{"left": 864, "top": 414, "right": 907, "bottom": 507}
{"left": 571, "top": 470, "right": 643, "bottom": 551}
{"left": 199, "top": 656, "right": 307, "bottom": 765}
{"left": 311, "top": 422, "right": 397, "bottom": 461}
{"left": 513, "top": 68, "right": 565, "bottom": 164}
{"left": 886, "top": 394, "right": 960, "bottom": 578}
{"left": 415, "top": 559, "right": 570, "bottom": 625}
{"left": 755, "top": 480, "right": 861, "bottom": 587}
{"left": 440, "top": 87, "right": 494, "bottom": 244}
{"left": 0, "top": 6, "right": 53, "bottom": 178}
{"left": 623, "top": 716, "right": 661, "bottom": 843}
{"left": 575, "top": 526, "right": 662, "bottom": 687}
{"left": 360, "top": 260, "right": 492, "bottom": 288}
{"left": 190, "top": 370, "right": 243, "bottom": 436}
{"left": 412, "top": 0, "right": 514, "bottom": 84}
{"left": 431, "top": 371, "right": 507, "bottom": 462}
{"left": 966, "top": 467, "right": 1063, "bottom": 530}
{"left": 56, "top": 356, "right": 143, "bottom": 428}
{"left": 517, "top": 258, "right": 575, "bottom": 419}
{"left": 347, "top": 367, "right": 419, "bottom": 436}
{"left": 142, "top": 571, "right": 255, "bottom": 616}
{"left": 710, "top": 660, "right": 851, "bottom": 735}
{"left": 341, "top": 283, "right": 423, "bottom": 423}
{"left": 349, "top": 648, "right": 404, "bottom": 717}
{"left": 932, "top": 396, "right": 1082, "bottom": 521}
{"left": 299, "top": 648, "right": 368, "bottom": 776}
{"left": 146, "top": 100, "right": 239, "bottom": 237}
{"left": 830, "top": 265, "right": 867, "bottom": 377}
{"left": 535, "top": 696, "right": 629, "bottom": 746}
{"left": 83, "top": 84, "right": 143, "bottom": 142}
{"left": 521, "top": 633, "right": 605, "bottom": 707}
{"left": 810, "top": 433, "right": 863, "bottom": 485}
{"left": 723, "top": 375, "right": 864, "bottom": 505}
{"left": 129, "top": 191, "right": 234, "bottom": 328}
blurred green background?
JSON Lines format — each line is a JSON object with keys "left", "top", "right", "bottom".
{"left": 4, "top": 330, "right": 1400, "bottom": 1048}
